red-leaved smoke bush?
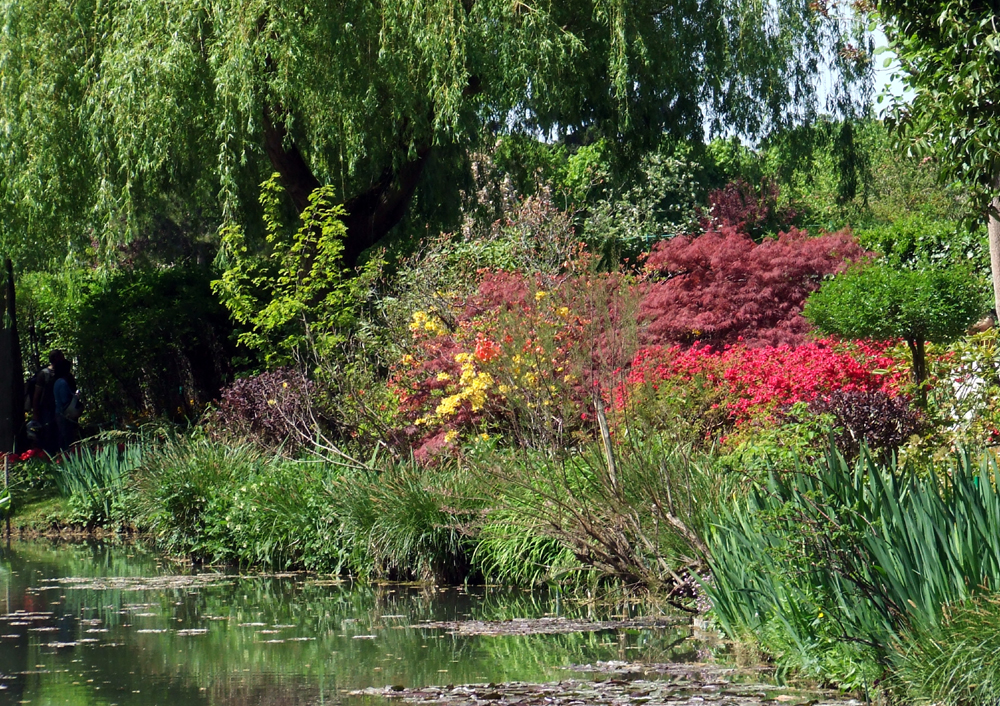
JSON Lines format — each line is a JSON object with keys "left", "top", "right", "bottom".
{"left": 641, "top": 226, "right": 866, "bottom": 348}
{"left": 624, "top": 339, "right": 908, "bottom": 424}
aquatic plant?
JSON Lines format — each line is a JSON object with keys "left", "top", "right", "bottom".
{"left": 704, "top": 444, "right": 1000, "bottom": 690}
{"left": 54, "top": 443, "right": 144, "bottom": 527}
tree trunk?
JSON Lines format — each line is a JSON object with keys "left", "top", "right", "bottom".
{"left": 262, "top": 111, "right": 430, "bottom": 268}
{"left": 990, "top": 187, "right": 1000, "bottom": 319}
{"left": 906, "top": 337, "right": 927, "bottom": 407}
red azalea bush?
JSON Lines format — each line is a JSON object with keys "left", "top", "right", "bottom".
{"left": 623, "top": 338, "right": 908, "bottom": 425}
{"left": 640, "top": 226, "right": 866, "bottom": 348}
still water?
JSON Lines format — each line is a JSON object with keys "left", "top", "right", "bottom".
{"left": 0, "top": 541, "right": 701, "bottom": 706}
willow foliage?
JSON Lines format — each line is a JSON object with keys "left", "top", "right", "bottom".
{"left": 0, "top": 0, "right": 870, "bottom": 267}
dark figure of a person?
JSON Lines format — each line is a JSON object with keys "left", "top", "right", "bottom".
{"left": 52, "top": 358, "right": 78, "bottom": 452}
{"left": 32, "top": 350, "right": 66, "bottom": 455}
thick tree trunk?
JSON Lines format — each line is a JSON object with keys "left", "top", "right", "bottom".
{"left": 262, "top": 111, "right": 430, "bottom": 268}
{"left": 262, "top": 111, "right": 320, "bottom": 214}
{"left": 340, "top": 148, "right": 431, "bottom": 267}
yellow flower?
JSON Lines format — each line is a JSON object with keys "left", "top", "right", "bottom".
{"left": 436, "top": 372, "right": 451, "bottom": 382}
{"left": 444, "top": 430, "right": 459, "bottom": 443}
{"left": 556, "top": 306, "right": 570, "bottom": 318}
{"left": 479, "top": 433, "right": 490, "bottom": 441}
{"left": 534, "top": 290, "right": 548, "bottom": 301}
{"left": 435, "top": 394, "right": 464, "bottom": 417}
{"left": 410, "top": 311, "right": 429, "bottom": 332}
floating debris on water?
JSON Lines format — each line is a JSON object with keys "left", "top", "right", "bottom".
{"left": 42, "top": 575, "right": 231, "bottom": 591}
{"left": 415, "top": 616, "right": 683, "bottom": 636}
{"left": 351, "top": 678, "right": 860, "bottom": 706}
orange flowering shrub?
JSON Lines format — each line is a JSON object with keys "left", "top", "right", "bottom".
{"left": 391, "top": 265, "right": 640, "bottom": 461}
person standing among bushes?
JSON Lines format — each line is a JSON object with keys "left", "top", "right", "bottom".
{"left": 51, "top": 358, "right": 78, "bottom": 451}
{"left": 29, "top": 349, "right": 64, "bottom": 454}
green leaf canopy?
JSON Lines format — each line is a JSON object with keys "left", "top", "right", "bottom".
{"left": 0, "top": 0, "right": 869, "bottom": 267}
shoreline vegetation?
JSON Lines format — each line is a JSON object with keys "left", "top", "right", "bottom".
{"left": 0, "top": 0, "right": 998, "bottom": 701}
{"left": 3, "top": 121, "right": 1000, "bottom": 704}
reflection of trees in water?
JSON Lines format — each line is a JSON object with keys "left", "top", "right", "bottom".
{"left": 2, "top": 540, "right": 702, "bottom": 706}
{"left": 1, "top": 544, "right": 36, "bottom": 704}
{"left": 207, "top": 675, "right": 323, "bottom": 706}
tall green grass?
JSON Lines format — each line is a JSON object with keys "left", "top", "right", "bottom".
{"left": 705, "top": 445, "right": 1000, "bottom": 690}
{"left": 118, "top": 431, "right": 717, "bottom": 599}
{"left": 337, "top": 463, "right": 479, "bottom": 582}
{"left": 133, "top": 438, "right": 262, "bottom": 558}
{"left": 894, "top": 596, "right": 1000, "bottom": 705}
{"left": 54, "top": 444, "right": 144, "bottom": 526}
{"left": 132, "top": 438, "right": 477, "bottom": 577}
{"left": 470, "top": 435, "right": 718, "bottom": 599}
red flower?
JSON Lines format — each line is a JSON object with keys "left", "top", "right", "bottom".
{"left": 474, "top": 336, "right": 501, "bottom": 363}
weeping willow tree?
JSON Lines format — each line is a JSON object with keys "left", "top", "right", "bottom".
{"left": 0, "top": 0, "right": 871, "bottom": 269}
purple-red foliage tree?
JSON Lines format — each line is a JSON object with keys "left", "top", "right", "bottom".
{"left": 706, "top": 178, "right": 797, "bottom": 240}
{"left": 641, "top": 226, "right": 866, "bottom": 348}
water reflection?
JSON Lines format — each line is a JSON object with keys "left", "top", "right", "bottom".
{"left": 0, "top": 541, "right": 697, "bottom": 706}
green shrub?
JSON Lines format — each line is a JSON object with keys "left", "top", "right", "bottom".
{"left": 20, "top": 265, "right": 233, "bottom": 424}
{"left": 133, "top": 438, "right": 261, "bottom": 560}
{"left": 804, "top": 261, "right": 986, "bottom": 386}
{"left": 855, "top": 214, "right": 988, "bottom": 271}
{"left": 213, "top": 175, "right": 381, "bottom": 367}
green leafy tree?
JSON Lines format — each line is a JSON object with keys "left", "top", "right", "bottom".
{"left": 876, "top": 0, "right": 1000, "bottom": 313}
{"left": 856, "top": 213, "right": 988, "bottom": 272}
{"left": 0, "top": 0, "right": 871, "bottom": 269}
{"left": 213, "top": 175, "right": 381, "bottom": 367}
{"left": 803, "top": 261, "right": 985, "bottom": 391}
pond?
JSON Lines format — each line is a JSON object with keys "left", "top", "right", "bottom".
{"left": 0, "top": 540, "right": 719, "bottom": 706}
